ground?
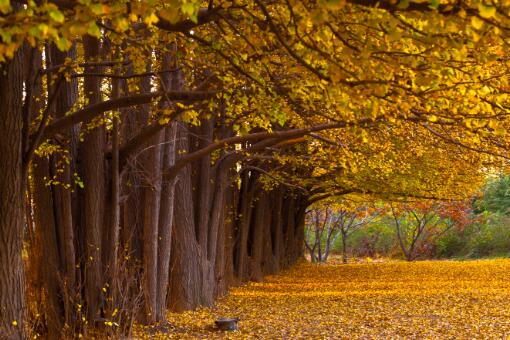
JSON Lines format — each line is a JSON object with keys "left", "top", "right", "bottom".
{"left": 136, "top": 259, "right": 510, "bottom": 339}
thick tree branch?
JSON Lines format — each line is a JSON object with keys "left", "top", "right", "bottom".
{"left": 309, "top": 187, "right": 461, "bottom": 205}
{"left": 163, "top": 120, "right": 373, "bottom": 181}
{"left": 423, "top": 123, "right": 510, "bottom": 160}
{"left": 116, "top": 108, "right": 185, "bottom": 168}
{"left": 346, "top": 0, "right": 464, "bottom": 15}
{"left": 41, "top": 90, "right": 214, "bottom": 140}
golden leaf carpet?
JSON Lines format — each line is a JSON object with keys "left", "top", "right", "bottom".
{"left": 136, "top": 259, "right": 510, "bottom": 339}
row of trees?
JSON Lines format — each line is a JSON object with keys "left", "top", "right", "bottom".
{"left": 3, "top": 42, "right": 311, "bottom": 337}
{"left": 2, "top": 0, "right": 510, "bottom": 338}
{"left": 305, "top": 201, "right": 472, "bottom": 262}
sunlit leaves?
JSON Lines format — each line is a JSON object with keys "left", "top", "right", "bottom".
{"left": 0, "top": 0, "right": 203, "bottom": 61}
{"left": 478, "top": 3, "right": 496, "bottom": 19}
{"left": 47, "top": 4, "right": 65, "bottom": 23}
{"left": 471, "top": 16, "right": 484, "bottom": 29}
{"left": 134, "top": 259, "right": 510, "bottom": 338}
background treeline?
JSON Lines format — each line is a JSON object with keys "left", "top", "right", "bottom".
{"left": 306, "top": 174, "right": 510, "bottom": 262}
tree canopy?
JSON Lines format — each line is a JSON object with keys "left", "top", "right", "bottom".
{"left": 2, "top": 0, "right": 510, "bottom": 338}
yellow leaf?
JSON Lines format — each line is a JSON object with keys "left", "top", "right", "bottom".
{"left": 114, "top": 17, "right": 130, "bottom": 32}
{"left": 144, "top": 12, "right": 159, "bottom": 26}
{"left": 159, "top": 7, "right": 180, "bottom": 24}
{"left": 428, "top": 115, "right": 438, "bottom": 122}
{"left": 471, "top": 16, "right": 484, "bottom": 30}
{"left": 327, "top": 0, "right": 346, "bottom": 10}
{"left": 478, "top": 4, "right": 496, "bottom": 19}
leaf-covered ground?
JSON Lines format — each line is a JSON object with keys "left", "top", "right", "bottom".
{"left": 136, "top": 259, "right": 510, "bottom": 339}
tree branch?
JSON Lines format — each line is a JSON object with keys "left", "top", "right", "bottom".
{"left": 41, "top": 90, "right": 214, "bottom": 140}
{"left": 346, "top": 0, "right": 464, "bottom": 15}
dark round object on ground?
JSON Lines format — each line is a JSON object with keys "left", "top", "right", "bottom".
{"left": 215, "top": 317, "right": 240, "bottom": 331}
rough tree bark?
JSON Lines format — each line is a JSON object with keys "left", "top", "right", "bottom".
{"left": 249, "top": 191, "right": 269, "bottom": 282}
{"left": 155, "top": 123, "right": 177, "bottom": 320}
{"left": 155, "top": 49, "right": 180, "bottom": 320}
{"left": 32, "top": 157, "right": 64, "bottom": 338}
{"left": 141, "top": 120, "right": 163, "bottom": 324}
{"left": 234, "top": 171, "right": 258, "bottom": 281}
{"left": 0, "top": 47, "right": 26, "bottom": 340}
{"left": 80, "top": 35, "right": 106, "bottom": 321}
{"left": 48, "top": 45, "right": 78, "bottom": 324}
{"left": 168, "top": 124, "right": 204, "bottom": 311}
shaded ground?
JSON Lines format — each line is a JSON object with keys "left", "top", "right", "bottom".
{"left": 136, "top": 259, "right": 510, "bottom": 339}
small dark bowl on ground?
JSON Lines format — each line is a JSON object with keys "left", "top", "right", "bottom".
{"left": 215, "top": 317, "right": 240, "bottom": 331}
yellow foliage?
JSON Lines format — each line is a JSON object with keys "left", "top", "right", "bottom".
{"left": 135, "top": 259, "right": 510, "bottom": 338}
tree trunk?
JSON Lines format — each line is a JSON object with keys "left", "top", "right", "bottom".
{"left": 32, "top": 157, "right": 65, "bottom": 338}
{"left": 141, "top": 128, "right": 163, "bottom": 323}
{"left": 155, "top": 124, "right": 177, "bottom": 321}
{"left": 106, "top": 76, "right": 120, "bottom": 303}
{"left": 284, "top": 197, "right": 296, "bottom": 267}
{"left": 220, "top": 176, "right": 237, "bottom": 292}
{"left": 342, "top": 231, "right": 348, "bottom": 264}
{"left": 234, "top": 171, "right": 258, "bottom": 281}
{"left": 272, "top": 188, "right": 284, "bottom": 272}
{"left": 48, "top": 45, "right": 78, "bottom": 325}
{"left": 156, "top": 50, "right": 181, "bottom": 320}
{"left": 261, "top": 190, "right": 277, "bottom": 275}
{"left": 249, "top": 191, "right": 268, "bottom": 282}
{"left": 168, "top": 125, "right": 204, "bottom": 311}
{"left": 194, "top": 119, "right": 214, "bottom": 250}
{"left": 81, "top": 35, "right": 105, "bottom": 321}
{"left": 0, "top": 49, "right": 26, "bottom": 340}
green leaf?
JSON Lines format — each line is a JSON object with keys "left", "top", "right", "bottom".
{"left": 55, "top": 36, "right": 71, "bottom": 51}
{"left": 90, "top": 3, "right": 104, "bottom": 15}
{"left": 87, "top": 22, "right": 101, "bottom": 37}
{"left": 397, "top": 0, "right": 409, "bottom": 10}
{"left": 0, "top": 30, "right": 12, "bottom": 43}
{"left": 48, "top": 7, "right": 65, "bottom": 23}
{"left": 429, "top": 0, "right": 439, "bottom": 9}
{"left": 159, "top": 7, "right": 180, "bottom": 24}
{"left": 181, "top": 2, "right": 196, "bottom": 16}
{"left": 0, "top": 0, "right": 10, "bottom": 14}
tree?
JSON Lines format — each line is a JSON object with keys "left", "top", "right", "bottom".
{"left": 475, "top": 174, "right": 510, "bottom": 215}
{"left": 0, "top": 40, "right": 25, "bottom": 340}
{"left": 337, "top": 205, "right": 379, "bottom": 264}
{"left": 305, "top": 203, "right": 378, "bottom": 263}
{"left": 390, "top": 201, "right": 471, "bottom": 261}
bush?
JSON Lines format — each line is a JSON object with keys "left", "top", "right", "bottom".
{"left": 435, "top": 231, "right": 466, "bottom": 258}
{"left": 348, "top": 223, "right": 395, "bottom": 258}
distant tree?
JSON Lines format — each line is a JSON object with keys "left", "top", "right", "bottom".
{"left": 305, "top": 203, "right": 377, "bottom": 263}
{"left": 474, "top": 174, "right": 510, "bottom": 216}
{"left": 305, "top": 206, "right": 335, "bottom": 263}
{"left": 390, "top": 202, "right": 472, "bottom": 261}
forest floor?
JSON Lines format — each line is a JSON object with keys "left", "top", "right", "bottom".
{"left": 136, "top": 258, "right": 510, "bottom": 339}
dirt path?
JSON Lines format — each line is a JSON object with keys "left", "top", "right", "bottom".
{"left": 136, "top": 259, "right": 510, "bottom": 339}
